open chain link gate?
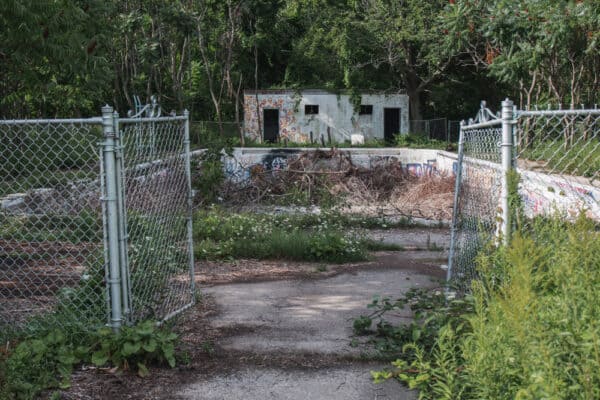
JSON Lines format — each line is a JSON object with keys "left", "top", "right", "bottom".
{"left": 0, "top": 104, "right": 195, "bottom": 336}
{"left": 448, "top": 99, "right": 600, "bottom": 292}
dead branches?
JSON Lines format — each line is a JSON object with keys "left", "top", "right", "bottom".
{"left": 214, "top": 149, "right": 455, "bottom": 220}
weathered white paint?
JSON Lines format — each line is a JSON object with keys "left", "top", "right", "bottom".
{"left": 244, "top": 90, "right": 409, "bottom": 143}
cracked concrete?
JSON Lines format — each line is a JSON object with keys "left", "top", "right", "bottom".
{"left": 202, "top": 268, "right": 439, "bottom": 355}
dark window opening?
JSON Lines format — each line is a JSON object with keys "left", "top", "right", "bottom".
{"left": 359, "top": 105, "right": 373, "bottom": 115}
{"left": 305, "top": 105, "right": 319, "bottom": 115}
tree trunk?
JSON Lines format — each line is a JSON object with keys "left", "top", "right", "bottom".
{"left": 407, "top": 89, "right": 422, "bottom": 122}
{"left": 254, "top": 40, "right": 262, "bottom": 143}
{"left": 234, "top": 73, "right": 245, "bottom": 146}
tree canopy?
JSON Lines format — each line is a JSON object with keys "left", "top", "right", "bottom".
{"left": 0, "top": 0, "right": 597, "bottom": 120}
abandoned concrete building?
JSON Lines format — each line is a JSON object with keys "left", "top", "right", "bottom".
{"left": 243, "top": 90, "right": 409, "bottom": 143}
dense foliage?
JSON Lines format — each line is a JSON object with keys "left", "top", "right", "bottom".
{"left": 2, "top": 1, "right": 597, "bottom": 121}
{"left": 362, "top": 215, "right": 600, "bottom": 399}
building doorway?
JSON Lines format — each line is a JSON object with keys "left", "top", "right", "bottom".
{"left": 384, "top": 108, "right": 401, "bottom": 142}
{"left": 263, "top": 109, "right": 279, "bottom": 143}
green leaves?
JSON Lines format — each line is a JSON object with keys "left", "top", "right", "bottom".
{"left": 442, "top": 0, "right": 599, "bottom": 107}
{"left": 366, "top": 216, "right": 600, "bottom": 399}
{"left": 91, "top": 351, "right": 109, "bottom": 367}
{"left": 1, "top": 321, "right": 179, "bottom": 399}
{"left": 87, "top": 320, "right": 179, "bottom": 377}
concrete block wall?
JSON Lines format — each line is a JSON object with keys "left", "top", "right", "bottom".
{"left": 244, "top": 91, "right": 409, "bottom": 143}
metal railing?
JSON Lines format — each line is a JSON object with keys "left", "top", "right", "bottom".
{"left": 448, "top": 100, "right": 600, "bottom": 292}
{"left": 0, "top": 106, "right": 194, "bottom": 336}
{"left": 409, "top": 118, "right": 461, "bottom": 142}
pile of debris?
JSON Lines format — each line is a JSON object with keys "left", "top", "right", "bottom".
{"left": 218, "top": 149, "right": 455, "bottom": 220}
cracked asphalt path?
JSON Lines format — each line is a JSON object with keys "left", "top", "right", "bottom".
{"left": 176, "top": 230, "right": 448, "bottom": 400}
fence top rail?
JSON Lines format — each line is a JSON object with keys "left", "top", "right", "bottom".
{"left": 462, "top": 119, "right": 503, "bottom": 130}
{"left": 0, "top": 117, "right": 103, "bottom": 125}
{"left": 518, "top": 109, "right": 600, "bottom": 117}
{"left": 119, "top": 116, "right": 187, "bottom": 124}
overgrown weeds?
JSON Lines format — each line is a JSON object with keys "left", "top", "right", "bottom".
{"left": 394, "top": 133, "right": 448, "bottom": 149}
{"left": 0, "top": 320, "right": 179, "bottom": 400}
{"left": 194, "top": 208, "right": 369, "bottom": 263}
{"left": 359, "top": 215, "right": 600, "bottom": 399}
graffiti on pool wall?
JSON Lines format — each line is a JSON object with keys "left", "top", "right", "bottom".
{"left": 405, "top": 160, "right": 438, "bottom": 176}
{"left": 368, "top": 157, "right": 439, "bottom": 177}
{"left": 222, "top": 149, "right": 302, "bottom": 182}
{"left": 369, "top": 156, "right": 399, "bottom": 169}
{"left": 517, "top": 172, "right": 600, "bottom": 221}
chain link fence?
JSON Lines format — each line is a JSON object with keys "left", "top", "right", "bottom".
{"left": 515, "top": 109, "right": 599, "bottom": 224}
{"left": 409, "top": 118, "right": 449, "bottom": 141}
{"left": 119, "top": 116, "right": 195, "bottom": 323}
{"left": 409, "top": 118, "right": 461, "bottom": 142}
{"left": 0, "top": 118, "right": 107, "bottom": 336}
{"left": 448, "top": 101, "right": 600, "bottom": 292}
{"left": 448, "top": 122, "right": 503, "bottom": 291}
{"left": 0, "top": 109, "right": 194, "bottom": 337}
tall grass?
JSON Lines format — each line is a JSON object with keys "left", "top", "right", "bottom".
{"left": 373, "top": 215, "right": 600, "bottom": 399}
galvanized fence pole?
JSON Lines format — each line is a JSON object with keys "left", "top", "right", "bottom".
{"left": 447, "top": 120, "right": 466, "bottom": 284}
{"left": 113, "top": 111, "right": 132, "bottom": 324}
{"left": 500, "top": 99, "right": 514, "bottom": 245}
{"left": 101, "top": 105, "right": 123, "bottom": 331}
{"left": 183, "top": 110, "right": 196, "bottom": 301}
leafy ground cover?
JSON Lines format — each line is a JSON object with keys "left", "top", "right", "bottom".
{"left": 0, "top": 320, "right": 180, "bottom": 400}
{"left": 356, "top": 215, "right": 600, "bottom": 399}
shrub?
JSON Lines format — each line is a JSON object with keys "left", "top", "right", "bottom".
{"left": 394, "top": 133, "right": 447, "bottom": 149}
{"left": 365, "top": 215, "right": 600, "bottom": 399}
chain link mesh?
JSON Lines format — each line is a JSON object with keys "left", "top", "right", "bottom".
{"left": 120, "top": 117, "right": 194, "bottom": 323}
{"left": 450, "top": 106, "right": 600, "bottom": 293}
{"left": 0, "top": 120, "right": 107, "bottom": 336}
{"left": 515, "top": 110, "right": 600, "bottom": 223}
{"left": 449, "top": 124, "right": 503, "bottom": 292}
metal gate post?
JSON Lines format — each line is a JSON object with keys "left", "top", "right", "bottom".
{"left": 501, "top": 99, "right": 514, "bottom": 245}
{"left": 101, "top": 106, "right": 123, "bottom": 331}
{"left": 183, "top": 110, "right": 196, "bottom": 301}
{"left": 113, "top": 110, "right": 132, "bottom": 324}
{"left": 447, "top": 120, "right": 466, "bottom": 283}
